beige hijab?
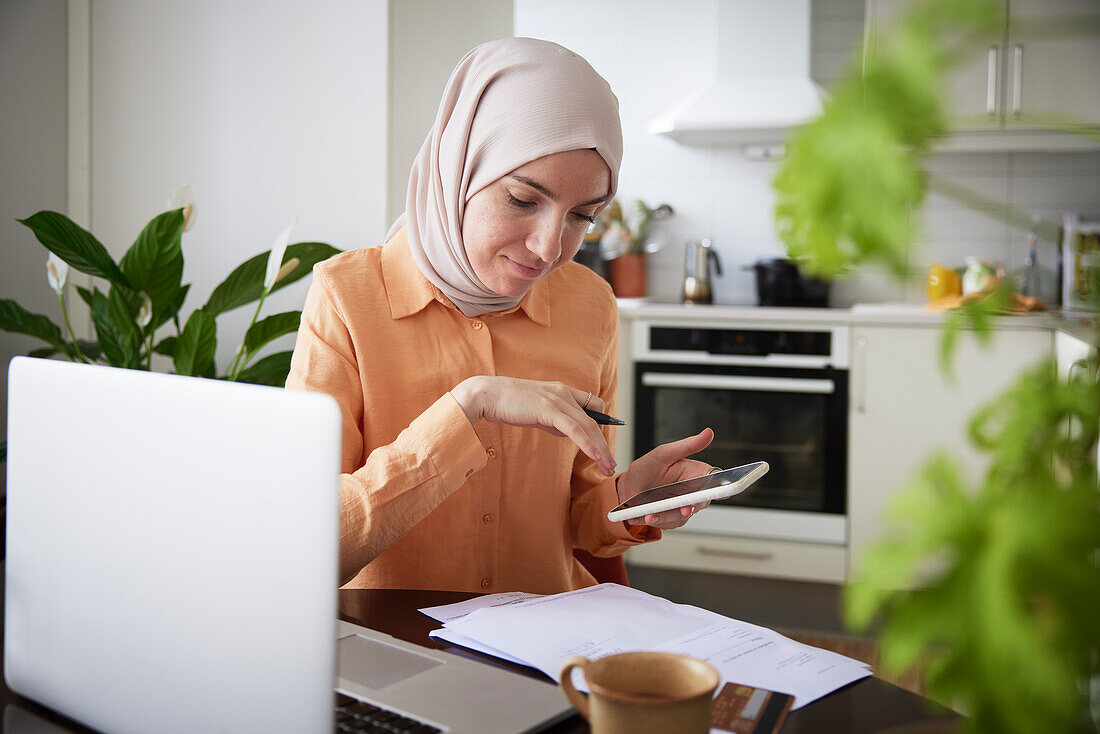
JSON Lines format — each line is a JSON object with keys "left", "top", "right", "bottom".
{"left": 387, "top": 37, "right": 623, "bottom": 318}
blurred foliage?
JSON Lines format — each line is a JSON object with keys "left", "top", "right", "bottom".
{"left": 847, "top": 360, "right": 1100, "bottom": 733}
{"left": 773, "top": 0, "right": 1100, "bottom": 732}
{"left": 774, "top": 0, "right": 1003, "bottom": 278}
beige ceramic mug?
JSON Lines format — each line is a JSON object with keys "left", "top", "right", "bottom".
{"left": 559, "top": 652, "right": 719, "bottom": 734}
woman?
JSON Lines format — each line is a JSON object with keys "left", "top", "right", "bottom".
{"left": 287, "top": 37, "right": 713, "bottom": 593}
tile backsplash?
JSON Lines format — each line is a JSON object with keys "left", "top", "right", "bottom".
{"left": 515, "top": 0, "right": 1100, "bottom": 306}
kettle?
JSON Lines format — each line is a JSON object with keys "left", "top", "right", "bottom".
{"left": 681, "top": 239, "right": 723, "bottom": 305}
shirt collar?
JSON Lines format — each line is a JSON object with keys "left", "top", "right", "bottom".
{"left": 381, "top": 228, "right": 550, "bottom": 326}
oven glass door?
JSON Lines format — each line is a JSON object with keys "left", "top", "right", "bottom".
{"left": 634, "top": 363, "right": 847, "bottom": 514}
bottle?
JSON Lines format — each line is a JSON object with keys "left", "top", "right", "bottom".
{"left": 1020, "top": 231, "right": 1041, "bottom": 299}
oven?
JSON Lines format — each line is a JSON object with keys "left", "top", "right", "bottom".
{"left": 631, "top": 321, "right": 848, "bottom": 545}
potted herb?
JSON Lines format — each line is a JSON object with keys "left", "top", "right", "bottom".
{"left": 601, "top": 198, "right": 673, "bottom": 298}
{"left": 773, "top": 1, "right": 1099, "bottom": 732}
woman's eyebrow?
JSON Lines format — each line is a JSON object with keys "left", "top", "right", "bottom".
{"left": 508, "top": 175, "right": 608, "bottom": 207}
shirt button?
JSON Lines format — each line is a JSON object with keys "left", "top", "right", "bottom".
{"left": 471, "top": 320, "right": 484, "bottom": 330}
{"left": 485, "top": 447, "right": 497, "bottom": 459}
{"left": 482, "top": 513, "right": 494, "bottom": 524}
{"left": 480, "top": 576, "right": 491, "bottom": 589}
{"left": 465, "top": 469, "right": 474, "bottom": 479}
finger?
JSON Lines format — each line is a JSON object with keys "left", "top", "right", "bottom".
{"left": 646, "top": 427, "right": 714, "bottom": 465}
{"left": 551, "top": 410, "right": 616, "bottom": 477}
{"left": 568, "top": 386, "right": 605, "bottom": 415}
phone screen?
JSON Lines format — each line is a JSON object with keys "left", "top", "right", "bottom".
{"left": 614, "top": 463, "right": 761, "bottom": 511}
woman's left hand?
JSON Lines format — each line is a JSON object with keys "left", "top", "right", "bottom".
{"left": 616, "top": 428, "right": 715, "bottom": 530}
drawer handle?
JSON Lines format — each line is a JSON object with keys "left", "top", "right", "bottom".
{"left": 695, "top": 547, "right": 774, "bottom": 561}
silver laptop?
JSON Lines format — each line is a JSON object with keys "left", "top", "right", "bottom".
{"left": 4, "top": 357, "right": 572, "bottom": 734}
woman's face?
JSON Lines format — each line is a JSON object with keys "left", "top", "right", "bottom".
{"left": 462, "top": 149, "right": 610, "bottom": 298}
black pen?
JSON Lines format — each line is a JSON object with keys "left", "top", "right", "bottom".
{"left": 584, "top": 408, "right": 627, "bottom": 426}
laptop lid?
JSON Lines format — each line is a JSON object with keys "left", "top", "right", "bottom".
{"left": 4, "top": 357, "right": 342, "bottom": 734}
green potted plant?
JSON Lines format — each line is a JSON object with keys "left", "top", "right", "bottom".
{"left": 0, "top": 188, "right": 341, "bottom": 463}
{"left": 773, "top": 1, "right": 1099, "bottom": 732}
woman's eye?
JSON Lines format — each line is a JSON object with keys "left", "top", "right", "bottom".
{"left": 506, "top": 192, "right": 535, "bottom": 209}
{"left": 571, "top": 212, "right": 596, "bottom": 224}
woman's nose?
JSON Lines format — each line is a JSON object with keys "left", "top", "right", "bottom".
{"left": 527, "top": 215, "right": 564, "bottom": 264}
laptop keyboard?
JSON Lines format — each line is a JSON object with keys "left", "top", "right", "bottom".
{"left": 335, "top": 693, "right": 443, "bottom": 733}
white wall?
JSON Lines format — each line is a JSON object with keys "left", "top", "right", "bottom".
{"left": 89, "top": 0, "right": 389, "bottom": 369}
{"left": 388, "top": 0, "right": 513, "bottom": 226}
{"left": 0, "top": 0, "right": 69, "bottom": 496}
{"left": 516, "top": 0, "right": 1100, "bottom": 306}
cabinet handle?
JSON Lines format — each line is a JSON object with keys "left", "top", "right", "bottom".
{"left": 855, "top": 335, "right": 869, "bottom": 414}
{"left": 1012, "top": 45, "right": 1023, "bottom": 118}
{"left": 1068, "top": 358, "right": 1089, "bottom": 384}
{"left": 696, "top": 546, "right": 774, "bottom": 562}
{"left": 987, "top": 45, "right": 999, "bottom": 116}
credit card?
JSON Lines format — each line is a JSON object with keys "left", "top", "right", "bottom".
{"left": 710, "top": 682, "right": 793, "bottom": 734}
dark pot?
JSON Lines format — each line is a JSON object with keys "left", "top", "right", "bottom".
{"left": 750, "top": 258, "right": 830, "bottom": 307}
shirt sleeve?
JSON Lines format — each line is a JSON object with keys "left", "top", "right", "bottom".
{"left": 286, "top": 268, "right": 487, "bottom": 584}
{"left": 568, "top": 299, "right": 661, "bottom": 556}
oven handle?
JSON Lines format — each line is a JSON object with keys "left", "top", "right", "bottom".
{"left": 695, "top": 546, "right": 775, "bottom": 561}
{"left": 640, "top": 372, "right": 835, "bottom": 394}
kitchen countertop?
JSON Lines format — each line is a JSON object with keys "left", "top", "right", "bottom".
{"left": 616, "top": 299, "right": 1097, "bottom": 343}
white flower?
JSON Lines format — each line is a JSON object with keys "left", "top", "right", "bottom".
{"left": 46, "top": 253, "right": 69, "bottom": 296}
{"left": 263, "top": 216, "right": 298, "bottom": 292}
{"left": 136, "top": 292, "right": 153, "bottom": 328}
{"left": 166, "top": 183, "right": 196, "bottom": 232}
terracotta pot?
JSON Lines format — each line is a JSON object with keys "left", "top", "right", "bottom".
{"left": 609, "top": 254, "right": 647, "bottom": 298}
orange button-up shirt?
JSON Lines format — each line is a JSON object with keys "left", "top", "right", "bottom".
{"left": 286, "top": 230, "right": 659, "bottom": 593}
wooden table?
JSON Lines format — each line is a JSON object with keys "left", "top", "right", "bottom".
{"left": 0, "top": 589, "right": 958, "bottom": 733}
{"left": 337, "top": 589, "right": 957, "bottom": 734}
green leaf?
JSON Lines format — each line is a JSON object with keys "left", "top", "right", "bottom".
{"left": 234, "top": 350, "right": 293, "bottom": 386}
{"left": 154, "top": 283, "right": 190, "bottom": 330}
{"left": 241, "top": 310, "right": 301, "bottom": 364}
{"left": 108, "top": 286, "right": 143, "bottom": 367}
{"left": 27, "top": 340, "right": 101, "bottom": 362}
{"left": 154, "top": 336, "right": 178, "bottom": 357}
{"left": 174, "top": 309, "right": 217, "bottom": 377}
{"left": 16, "top": 211, "right": 128, "bottom": 286}
{"left": 87, "top": 288, "right": 129, "bottom": 367}
{"left": 204, "top": 242, "right": 341, "bottom": 317}
{"left": 0, "top": 299, "right": 69, "bottom": 354}
{"left": 119, "top": 209, "right": 185, "bottom": 315}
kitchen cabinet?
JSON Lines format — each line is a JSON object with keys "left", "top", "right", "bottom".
{"left": 847, "top": 324, "right": 1052, "bottom": 578}
{"left": 1055, "top": 328, "right": 1093, "bottom": 382}
{"left": 865, "top": 0, "right": 1100, "bottom": 151}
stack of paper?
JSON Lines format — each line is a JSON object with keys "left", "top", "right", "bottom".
{"left": 420, "top": 583, "right": 871, "bottom": 712}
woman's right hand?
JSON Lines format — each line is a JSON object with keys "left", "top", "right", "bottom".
{"left": 451, "top": 376, "right": 616, "bottom": 476}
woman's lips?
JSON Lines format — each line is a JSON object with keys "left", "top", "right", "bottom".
{"left": 506, "top": 257, "right": 547, "bottom": 279}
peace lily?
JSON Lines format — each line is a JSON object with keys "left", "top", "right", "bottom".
{"left": 46, "top": 253, "right": 69, "bottom": 296}
{"left": 263, "top": 216, "right": 298, "bottom": 293}
{"left": 136, "top": 292, "right": 153, "bottom": 329}
{"left": 45, "top": 252, "right": 88, "bottom": 362}
{"left": 166, "top": 183, "right": 196, "bottom": 232}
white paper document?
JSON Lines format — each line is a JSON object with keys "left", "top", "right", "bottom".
{"left": 419, "top": 583, "right": 871, "bottom": 712}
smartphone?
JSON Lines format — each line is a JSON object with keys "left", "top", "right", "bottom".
{"left": 606, "top": 461, "right": 769, "bottom": 523}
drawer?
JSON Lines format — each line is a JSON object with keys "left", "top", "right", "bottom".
{"left": 624, "top": 531, "right": 847, "bottom": 583}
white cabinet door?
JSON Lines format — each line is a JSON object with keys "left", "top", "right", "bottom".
{"left": 866, "top": 0, "right": 1100, "bottom": 145}
{"left": 847, "top": 325, "right": 1051, "bottom": 577}
{"left": 1007, "top": 0, "right": 1100, "bottom": 130}
{"left": 864, "top": 0, "right": 1000, "bottom": 131}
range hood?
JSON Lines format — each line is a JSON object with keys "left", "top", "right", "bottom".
{"left": 649, "top": 0, "right": 826, "bottom": 147}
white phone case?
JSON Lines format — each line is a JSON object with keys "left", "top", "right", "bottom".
{"left": 606, "top": 462, "right": 769, "bottom": 523}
